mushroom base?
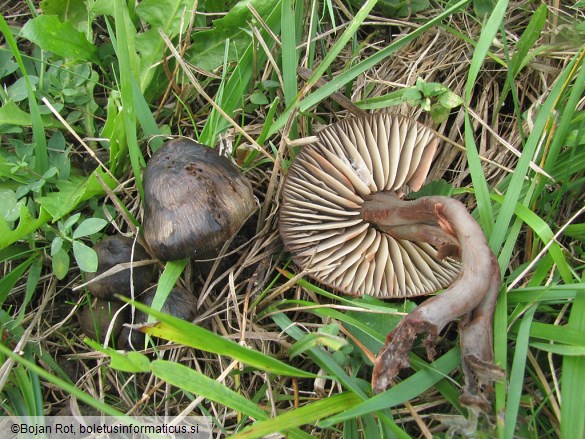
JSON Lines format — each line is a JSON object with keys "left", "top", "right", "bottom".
{"left": 360, "top": 192, "right": 503, "bottom": 414}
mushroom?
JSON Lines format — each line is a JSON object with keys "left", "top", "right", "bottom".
{"left": 79, "top": 299, "right": 127, "bottom": 344}
{"left": 279, "top": 113, "right": 501, "bottom": 413}
{"left": 85, "top": 235, "right": 154, "bottom": 300}
{"left": 137, "top": 285, "right": 197, "bottom": 322}
{"left": 142, "top": 138, "right": 256, "bottom": 261}
{"left": 117, "top": 286, "right": 197, "bottom": 349}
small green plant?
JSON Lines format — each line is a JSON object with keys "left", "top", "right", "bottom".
{"left": 49, "top": 214, "right": 107, "bottom": 279}
{"left": 357, "top": 77, "right": 463, "bottom": 123}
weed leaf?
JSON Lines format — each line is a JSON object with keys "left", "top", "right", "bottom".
{"left": 21, "top": 15, "right": 99, "bottom": 63}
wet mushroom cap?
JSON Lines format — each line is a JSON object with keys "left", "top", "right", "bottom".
{"left": 143, "top": 138, "right": 256, "bottom": 261}
{"left": 86, "top": 235, "right": 154, "bottom": 300}
{"left": 279, "top": 113, "right": 461, "bottom": 298}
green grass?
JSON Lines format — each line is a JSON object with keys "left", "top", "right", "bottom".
{"left": 1, "top": 1, "right": 584, "bottom": 437}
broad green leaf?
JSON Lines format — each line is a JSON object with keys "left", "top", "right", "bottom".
{"left": 0, "top": 50, "right": 19, "bottom": 79}
{"left": 473, "top": 0, "right": 495, "bottom": 17}
{"left": 430, "top": 103, "right": 450, "bottom": 123}
{"left": 250, "top": 91, "right": 269, "bottom": 105}
{"left": 51, "top": 248, "right": 70, "bottom": 280}
{"left": 37, "top": 170, "right": 117, "bottom": 221}
{"left": 417, "top": 78, "right": 445, "bottom": 97}
{"left": 135, "top": 0, "right": 193, "bottom": 35}
{"left": 134, "top": 0, "right": 195, "bottom": 90}
{"left": 72, "top": 240, "right": 98, "bottom": 273}
{"left": 0, "top": 205, "right": 51, "bottom": 250}
{"left": 63, "top": 212, "right": 82, "bottom": 232}
{"left": 40, "top": 0, "right": 90, "bottom": 34}
{"left": 20, "top": 15, "right": 99, "bottom": 62}
{"left": 438, "top": 90, "right": 463, "bottom": 108}
{"left": 72, "top": 218, "right": 108, "bottom": 239}
{"left": 187, "top": 0, "right": 281, "bottom": 71}
{"left": 0, "top": 189, "right": 22, "bottom": 222}
{"left": 0, "top": 101, "right": 35, "bottom": 126}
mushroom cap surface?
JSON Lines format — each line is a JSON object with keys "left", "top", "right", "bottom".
{"left": 137, "top": 286, "right": 197, "bottom": 322}
{"left": 79, "top": 299, "right": 127, "bottom": 343}
{"left": 86, "top": 235, "right": 153, "bottom": 300}
{"left": 279, "top": 113, "right": 461, "bottom": 298}
{"left": 117, "top": 287, "right": 197, "bottom": 349}
{"left": 143, "top": 138, "right": 256, "bottom": 261}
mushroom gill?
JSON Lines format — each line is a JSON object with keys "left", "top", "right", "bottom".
{"left": 279, "top": 113, "right": 461, "bottom": 298}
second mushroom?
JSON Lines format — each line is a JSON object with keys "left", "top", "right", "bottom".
{"left": 279, "top": 113, "right": 502, "bottom": 413}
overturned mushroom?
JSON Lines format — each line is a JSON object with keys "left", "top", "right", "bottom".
{"left": 279, "top": 113, "right": 501, "bottom": 412}
{"left": 86, "top": 235, "right": 154, "bottom": 300}
{"left": 143, "top": 138, "right": 256, "bottom": 261}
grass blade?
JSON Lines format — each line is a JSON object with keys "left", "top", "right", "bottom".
{"left": 561, "top": 284, "right": 585, "bottom": 439}
{"left": 490, "top": 50, "right": 582, "bottom": 250}
{"left": 281, "top": 0, "right": 298, "bottom": 109}
{"left": 0, "top": 15, "right": 48, "bottom": 175}
{"left": 504, "top": 305, "right": 536, "bottom": 439}
{"left": 112, "top": 2, "right": 145, "bottom": 199}
{"left": 230, "top": 392, "right": 362, "bottom": 439}
{"left": 268, "top": 0, "right": 470, "bottom": 137}
{"left": 151, "top": 360, "right": 268, "bottom": 420}
{"left": 320, "top": 348, "right": 460, "bottom": 426}
{"left": 463, "top": 0, "right": 510, "bottom": 235}
{"left": 131, "top": 300, "right": 315, "bottom": 378}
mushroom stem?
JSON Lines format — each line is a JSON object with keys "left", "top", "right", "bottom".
{"left": 361, "top": 192, "right": 502, "bottom": 408}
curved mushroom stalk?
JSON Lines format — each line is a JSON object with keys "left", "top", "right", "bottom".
{"left": 362, "top": 192, "right": 503, "bottom": 409}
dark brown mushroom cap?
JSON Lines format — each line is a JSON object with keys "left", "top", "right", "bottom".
{"left": 79, "top": 299, "right": 127, "bottom": 343}
{"left": 137, "top": 286, "right": 197, "bottom": 322}
{"left": 143, "top": 138, "right": 256, "bottom": 261}
{"left": 117, "top": 287, "right": 197, "bottom": 349}
{"left": 279, "top": 113, "right": 461, "bottom": 298}
{"left": 85, "top": 235, "right": 153, "bottom": 300}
